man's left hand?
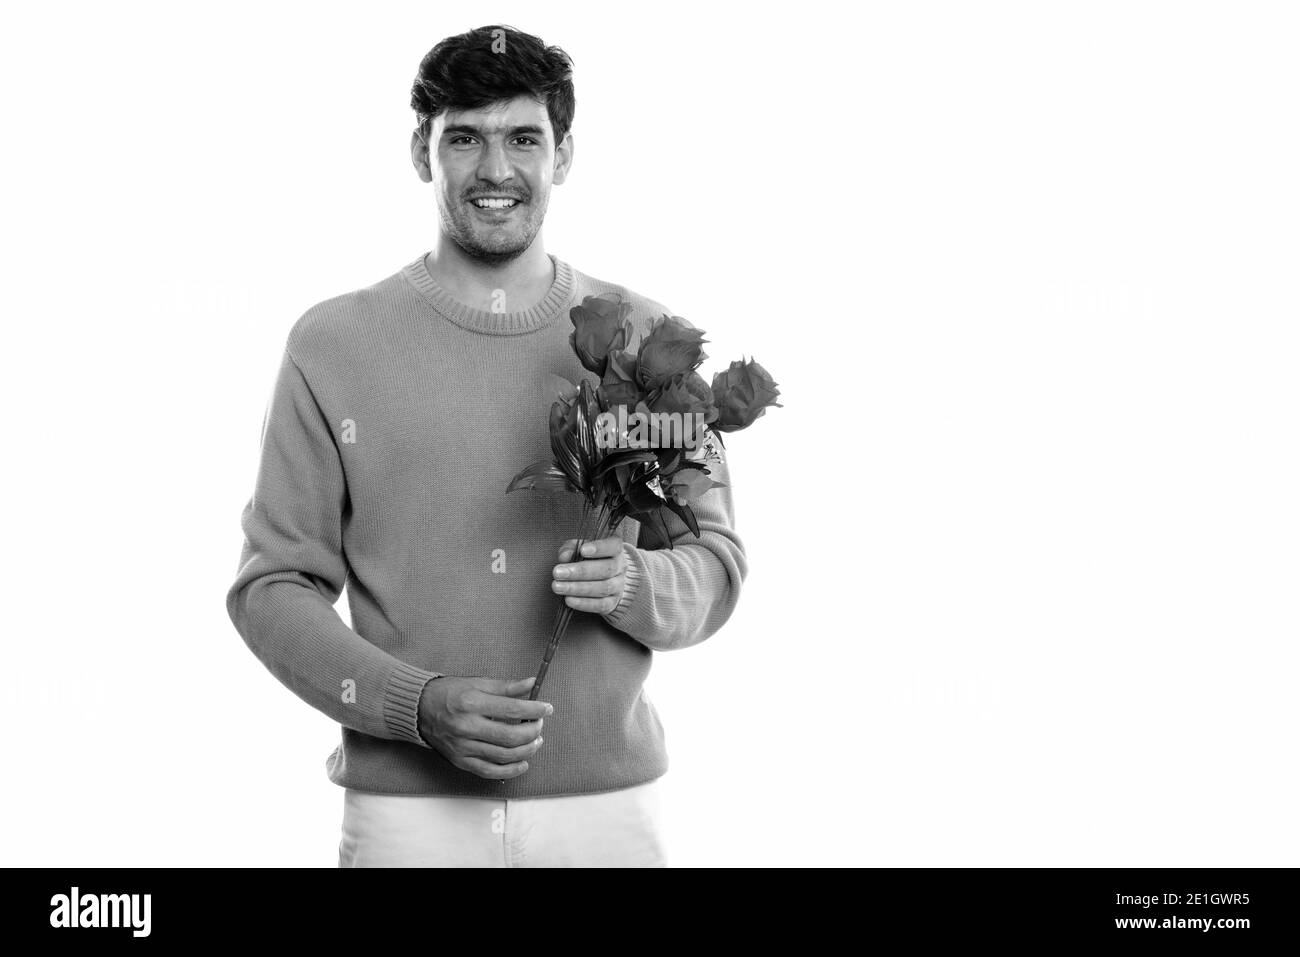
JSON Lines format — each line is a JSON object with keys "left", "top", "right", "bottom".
{"left": 552, "top": 536, "right": 627, "bottom": 614}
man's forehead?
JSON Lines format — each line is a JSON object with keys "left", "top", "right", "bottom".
{"left": 439, "top": 97, "right": 549, "bottom": 131}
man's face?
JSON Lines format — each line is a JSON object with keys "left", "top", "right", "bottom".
{"left": 413, "top": 94, "right": 572, "bottom": 263}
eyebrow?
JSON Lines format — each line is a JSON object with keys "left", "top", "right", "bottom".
{"left": 441, "top": 124, "right": 548, "bottom": 140}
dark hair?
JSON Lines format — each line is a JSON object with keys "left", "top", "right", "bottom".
{"left": 411, "top": 24, "right": 575, "bottom": 146}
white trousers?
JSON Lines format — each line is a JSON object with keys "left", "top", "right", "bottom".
{"left": 337, "top": 779, "right": 668, "bottom": 867}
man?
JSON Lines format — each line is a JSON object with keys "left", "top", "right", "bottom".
{"left": 226, "top": 24, "right": 746, "bottom": 868}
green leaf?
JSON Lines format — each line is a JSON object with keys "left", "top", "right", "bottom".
{"left": 506, "top": 461, "right": 577, "bottom": 494}
{"left": 573, "top": 379, "right": 601, "bottom": 488}
{"left": 594, "top": 449, "right": 658, "bottom": 482}
{"left": 665, "top": 499, "right": 700, "bottom": 537}
{"left": 653, "top": 509, "right": 675, "bottom": 550}
{"left": 638, "top": 508, "right": 676, "bottom": 550}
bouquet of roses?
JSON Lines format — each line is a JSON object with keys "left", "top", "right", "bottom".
{"left": 507, "top": 293, "right": 781, "bottom": 698}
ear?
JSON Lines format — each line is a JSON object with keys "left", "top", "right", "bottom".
{"left": 410, "top": 127, "right": 432, "bottom": 183}
{"left": 552, "top": 131, "right": 574, "bottom": 186}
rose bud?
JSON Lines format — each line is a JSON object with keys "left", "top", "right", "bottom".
{"left": 569, "top": 294, "right": 633, "bottom": 376}
{"left": 636, "top": 315, "right": 707, "bottom": 389}
{"left": 649, "top": 371, "right": 719, "bottom": 424}
{"left": 711, "top": 358, "right": 783, "bottom": 432}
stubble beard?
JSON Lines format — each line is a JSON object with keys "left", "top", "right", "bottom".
{"left": 441, "top": 193, "right": 548, "bottom": 266}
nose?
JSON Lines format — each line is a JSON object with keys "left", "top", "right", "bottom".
{"left": 476, "top": 139, "right": 513, "bottom": 187}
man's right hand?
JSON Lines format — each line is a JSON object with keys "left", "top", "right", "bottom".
{"left": 417, "top": 676, "right": 551, "bottom": 780}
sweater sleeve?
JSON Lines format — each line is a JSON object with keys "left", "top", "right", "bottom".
{"left": 601, "top": 443, "right": 748, "bottom": 651}
{"left": 225, "top": 346, "right": 442, "bottom": 748}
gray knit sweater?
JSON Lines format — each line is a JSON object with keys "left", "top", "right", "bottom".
{"left": 225, "top": 253, "right": 747, "bottom": 798}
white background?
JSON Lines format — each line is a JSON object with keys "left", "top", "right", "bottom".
{"left": 2, "top": 1, "right": 1296, "bottom": 867}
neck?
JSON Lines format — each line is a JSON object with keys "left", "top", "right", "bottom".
{"left": 424, "top": 234, "right": 554, "bottom": 314}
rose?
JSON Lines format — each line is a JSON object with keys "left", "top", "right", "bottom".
{"left": 569, "top": 295, "right": 633, "bottom": 377}
{"left": 649, "top": 370, "right": 718, "bottom": 424}
{"left": 636, "top": 315, "right": 707, "bottom": 389}
{"left": 711, "top": 358, "right": 782, "bottom": 432}
{"left": 601, "top": 346, "right": 640, "bottom": 393}
{"left": 513, "top": 307, "right": 781, "bottom": 701}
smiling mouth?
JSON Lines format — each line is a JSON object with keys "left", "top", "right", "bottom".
{"left": 470, "top": 197, "right": 522, "bottom": 210}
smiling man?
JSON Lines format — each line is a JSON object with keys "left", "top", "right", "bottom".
{"left": 225, "top": 24, "right": 747, "bottom": 867}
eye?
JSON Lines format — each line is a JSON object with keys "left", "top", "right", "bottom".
{"left": 512, "top": 136, "right": 539, "bottom": 147}
{"left": 449, "top": 135, "right": 476, "bottom": 145}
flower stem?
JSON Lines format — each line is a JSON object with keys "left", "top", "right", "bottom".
{"left": 528, "top": 499, "right": 610, "bottom": 701}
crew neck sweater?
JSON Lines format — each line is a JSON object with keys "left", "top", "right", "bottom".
{"left": 225, "top": 252, "right": 747, "bottom": 798}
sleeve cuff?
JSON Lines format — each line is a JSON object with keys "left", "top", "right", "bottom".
{"left": 603, "top": 541, "right": 645, "bottom": 630}
{"left": 382, "top": 661, "right": 444, "bottom": 748}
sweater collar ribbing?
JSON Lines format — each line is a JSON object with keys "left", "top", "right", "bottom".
{"left": 402, "top": 252, "right": 575, "bottom": 336}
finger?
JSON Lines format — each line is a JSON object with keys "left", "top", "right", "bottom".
{"left": 466, "top": 676, "right": 536, "bottom": 697}
{"left": 557, "top": 539, "right": 578, "bottom": 562}
{"left": 469, "top": 689, "right": 553, "bottom": 722}
{"left": 459, "top": 714, "right": 545, "bottom": 748}
{"left": 553, "top": 575, "right": 623, "bottom": 598}
{"left": 574, "top": 536, "right": 623, "bottom": 559}
{"left": 459, "top": 735, "right": 545, "bottom": 765}
{"left": 553, "top": 556, "right": 621, "bottom": 582}
{"left": 563, "top": 593, "right": 623, "bottom": 615}
{"left": 457, "top": 755, "right": 531, "bottom": 780}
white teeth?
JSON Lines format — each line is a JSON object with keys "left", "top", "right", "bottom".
{"left": 473, "top": 198, "right": 518, "bottom": 209}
